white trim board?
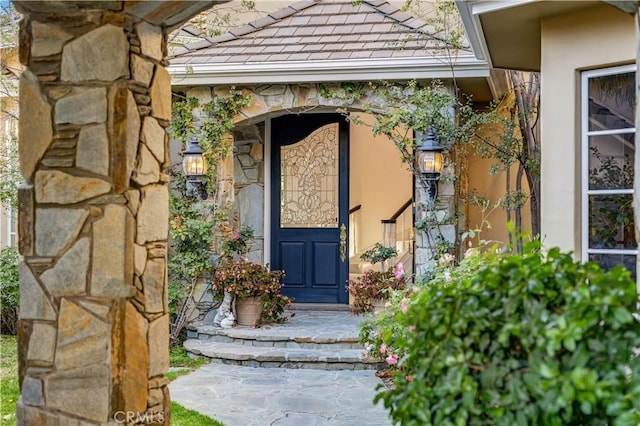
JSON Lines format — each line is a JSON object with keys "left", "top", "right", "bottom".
{"left": 169, "top": 56, "right": 489, "bottom": 86}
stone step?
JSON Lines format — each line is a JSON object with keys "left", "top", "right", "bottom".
{"left": 184, "top": 310, "right": 382, "bottom": 371}
{"left": 184, "top": 339, "right": 383, "bottom": 371}
{"left": 188, "top": 324, "right": 362, "bottom": 350}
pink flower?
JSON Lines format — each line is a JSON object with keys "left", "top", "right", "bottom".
{"left": 394, "top": 263, "right": 404, "bottom": 280}
{"left": 400, "top": 298, "right": 408, "bottom": 313}
{"left": 380, "top": 343, "right": 387, "bottom": 355}
{"left": 233, "top": 232, "right": 240, "bottom": 240}
{"left": 405, "top": 375, "right": 414, "bottom": 382}
{"left": 408, "top": 325, "right": 416, "bottom": 332}
{"left": 386, "top": 354, "right": 398, "bottom": 366}
{"left": 438, "top": 253, "right": 455, "bottom": 265}
{"left": 464, "top": 247, "right": 475, "bottom": 258}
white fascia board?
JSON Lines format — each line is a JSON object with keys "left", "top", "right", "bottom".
{"left": 168, "top": 56, "right": 490, "bottom": 86}
{"left": 455, "top": 0, "right": 536, "bottom": 68}
{"left": 470, "top": 0, "right": 536, "bottom": 15}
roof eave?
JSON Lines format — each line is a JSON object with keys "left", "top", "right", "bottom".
{"left": 456, "top": 0, "right": 540, "bottom": 71}
{"left": 456, "top": 0, "right": 606, "bottom": 72}
{"left": 168, "top": 56, "right": 490, "bottom": 86}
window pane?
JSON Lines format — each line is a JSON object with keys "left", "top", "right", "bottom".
{"left": 588, "top": 194, "right": 635, "bottom": 250}
{"left": 9, "top": 209, "right": 17, "bottom": 247}
{"left": 588, "top": 72, "right": 635, "bottom": 131}
{"left": 588, "top": 253, "right": 636, "bottom": 278}
{"left": 588, "top": 134, "right": 634, "bottom": 190}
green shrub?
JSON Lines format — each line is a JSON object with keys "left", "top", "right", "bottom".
{"left": 366, "top": 241, "right": 640, "bottom": 426}
{"left": 0, "top": 246, "right": 19, "bottom": 335}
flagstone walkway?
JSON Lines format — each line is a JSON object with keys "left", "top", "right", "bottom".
{"left": 170, "top": 308, "right": 392, "bottom": 425}
{"left": 169, "top": 362, "right": 391, "bottom": 426}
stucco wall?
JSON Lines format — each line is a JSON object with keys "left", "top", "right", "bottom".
{"left": 540, "top": 5, "right": 634, "bottom": 256}
{"left": 349, "top": 113, "right": 413, "bottom": 254}
{"left": 466, "top": 155, "right": 532, "bottom": 243}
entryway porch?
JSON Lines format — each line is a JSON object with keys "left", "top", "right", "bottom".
{"left": 184, "top": 306, "right": 383, "bottom": 370}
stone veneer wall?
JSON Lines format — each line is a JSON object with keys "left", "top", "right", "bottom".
{"left": 233, "top": 123, "right": 265, "bottom": 264}
{"left": 414, "top": 173, "right": 457, "bottom": 276}
{"left": 181, "top": 84, "right": 267, "bottom": 324}
{"left": 183, "top": 86, "right": 267, "bottom": 264}
{"left": 230, "top": 82, "right": 457, "bottom": 276}
{"left": 16, "top": 7, "right": 173, "bottom": 425}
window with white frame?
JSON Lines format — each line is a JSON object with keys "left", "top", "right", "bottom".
{"left": 1, "top": 101, "right": 19, "bottom": 248}
{"left": 7, "top": 207, "right": 16, "bottom": 247}
{"left": 582, "top": 65, "right": 636, "bottom": 275}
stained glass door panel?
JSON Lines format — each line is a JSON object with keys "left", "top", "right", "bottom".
{"left": 280, "top": 123, "right": 339, "bottom": 228}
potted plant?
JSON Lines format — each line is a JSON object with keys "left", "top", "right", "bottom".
{"left": 212, "top": 225, "right": 291, "bottom": 326}
{"left": 212, "top": 260, "right": 288, "bottom": 326}
{"left": 348, "top": 243, "right": 406, "bottom": 314}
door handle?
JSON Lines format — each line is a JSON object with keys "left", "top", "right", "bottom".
{"left": 339, "top": 223, "right": 346, "bottom": 262}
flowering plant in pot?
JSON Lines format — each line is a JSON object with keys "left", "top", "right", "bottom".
{"left": 348, "top": 265, "right": 406, "bottom": 314}
{"left": 348, "top": 243, "right": 407, "bottom": 314}
{"left": 212, "top": 225, "right": 291, "bottom": 326}
{"left": 212, "top": 260, "right": 290, "bottom": 326}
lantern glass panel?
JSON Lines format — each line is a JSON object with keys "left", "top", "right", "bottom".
{"left": 183, "top": 153, "right": 206, "bottom": 176}
{"left": 419, "top": 151, "right": 444, "bottom": 174}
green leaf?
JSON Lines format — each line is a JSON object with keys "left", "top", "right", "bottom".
{"left": 612, "top": 306, "right": 633, "bottom": 325}
{"left": 539, "top": 363, "right": 556, "bottom": 379}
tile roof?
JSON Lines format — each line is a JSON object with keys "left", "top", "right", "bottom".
{"left": 170, "top": 0, "right": 469, "bottom": 65}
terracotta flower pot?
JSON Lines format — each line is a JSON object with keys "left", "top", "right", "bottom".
{"left": 235, "top": 296, "right": 263, "bottom": 326}
{"left": 370, "top": 297, "right": 387, "bottom": 314}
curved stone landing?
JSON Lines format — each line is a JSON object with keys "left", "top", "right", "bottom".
{"left": 184, "top": 310, "right": 383, "bottom": 370}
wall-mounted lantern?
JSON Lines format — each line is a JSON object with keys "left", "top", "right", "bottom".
{"left": 416, "top": 129, "right": 444, "bottom": 199}
{"left": 182, "top": 136, "right": 207, "bottom": 199}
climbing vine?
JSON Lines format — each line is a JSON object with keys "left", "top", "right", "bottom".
{"left": 167, "top": 89, "right": 252, "bottom": 341}
{"left": 321, "top": 74, "right": 540, "bottom": 255}
{"left": 171, "top": 89, "right": 251, "bottom": 197}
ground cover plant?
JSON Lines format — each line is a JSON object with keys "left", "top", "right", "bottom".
{"left": 1, "top": 335, "right": 19, "bottom": 425}
{"left": 361, "top": 239, "right": 640, "bottom": 426}
{"left": 167, "top": 346, "right": 209, "bottom": 381}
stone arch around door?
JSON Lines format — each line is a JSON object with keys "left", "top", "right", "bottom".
{"left": 181, "top": 81, "right": 456, "bottom": 315}
{"left": 181, "top": 82, "right": 379, "bottom": 265}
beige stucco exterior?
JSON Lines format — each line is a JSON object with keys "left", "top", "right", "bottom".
{"left": 540, "top": 4, "right": 634, "bottom": 256}
{"left": 467, "top": 156, "right": 532, "bottom": 243}
{"left": 349, "top": 113, "right": 412, "bottom": 254}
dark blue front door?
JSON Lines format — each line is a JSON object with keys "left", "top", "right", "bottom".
{"left": 271, "top": 114, "right": 349, "bottom": 303}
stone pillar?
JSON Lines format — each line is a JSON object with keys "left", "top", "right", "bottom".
{"left": 217, "top": 132, "right": 236, "bottom": 208}
{"left": 13, "top": 4, "right": 183, "bottom": 424}
{"left": 414, "top": 170, "right": 456, "bottom": 276}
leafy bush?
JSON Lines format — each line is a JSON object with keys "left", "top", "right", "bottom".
{"left": 364, "top": 241, "right": 640, "bottom": 425}
{"left": 168, "top": 186, "right": 215, "bottom": 341}
{"left": 0, "top": 246, "right": 19, "bottom": 335}
{"left": 360, "top": 243, "right": 398, "bottom": 267}
{"left": 348, "top": 267, "right": 406, "bottom": 315}
{"left": 212, "top": 260, "right": 291, "bottom": 325}
{"left": 220, "top": 225, "right": 254, "bottom": 259}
